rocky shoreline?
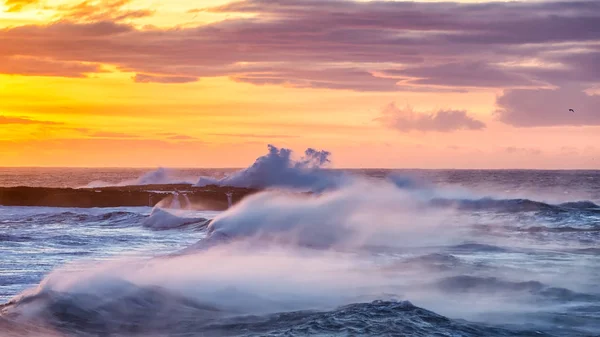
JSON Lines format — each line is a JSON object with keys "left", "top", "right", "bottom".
{"left": 0, "top": 184, "right": 260, "bottom": 209}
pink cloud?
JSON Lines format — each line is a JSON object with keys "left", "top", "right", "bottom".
{"left": 376, "top": 103, "right": 485, "bottom": 132}
{"left": 0, "top": 56, "right": 101, "bottom": 77}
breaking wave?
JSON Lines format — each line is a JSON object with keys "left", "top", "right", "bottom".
{"left": 0, "top": 298, "right": 549, "bottom": 337}
{"left": 21, "top": 211, "right": 145, "bottom": 226}
{"left": 429, "top": 197, "right": 600, "bottom": 213}
{"left": 142, "top": 207, "right": 209, "bottom": 231}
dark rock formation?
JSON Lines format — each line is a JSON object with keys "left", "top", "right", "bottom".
{"left": 0, "top": 184, "right": 259, "bottom": 209}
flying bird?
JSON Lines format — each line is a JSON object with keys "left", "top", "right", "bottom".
{"left": 569, "top": 109, "right": 575, "bottom": 112}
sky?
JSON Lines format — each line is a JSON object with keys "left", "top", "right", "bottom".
{"left": 0, "top": 0, "right": 598, "bottom": 169}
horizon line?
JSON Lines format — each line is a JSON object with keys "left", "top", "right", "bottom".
{"left": 0, "top": 166, "right": 598, "bottom": 171}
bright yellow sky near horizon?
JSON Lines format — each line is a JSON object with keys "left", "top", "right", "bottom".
{"left": 0, "top": 0, "right": 598, "bottom": 169}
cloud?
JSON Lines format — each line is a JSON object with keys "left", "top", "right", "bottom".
{"left": 384, "top": 62, "right": 539, "bottom": 88}
{"left": 231, "top": 68, "right": 406, "bottom": 92}
{"left": 505, "top": 147, "right": 543, "bottom": 156}
{"left": 87, "top": 131, "right": 138, "bottom": 138}
{"left": 54, "top": 0, "right": 154, "bottom": 23}
{"left": 207, "top": 133, "right": 299, "bottom": 139}
{"left": 166, "top": 134, "right": 196, "bottom": 140}
{"left": 496, "top": 85, "right": 600, "bottom": 127}
{"left": 0, "top": 116, "right": 62, "bottom": 125}
{"left": 133, "top": 73, "right": 198, "bottom": 84}
{"left": 0, "top": 56, "right": 101, "bottom": 77}
{"left": 4, "top": 0, "right": 38, "bottom": 12}
{"left": 0, "top": 0, "right": 598, "bottom": 91}
{"left": 376, "top": 103, "right": 485, "bottom": 132}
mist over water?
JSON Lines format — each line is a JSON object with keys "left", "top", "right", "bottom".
{"left": 84, "top": 167, "right": 197, "bottom": 188}
{"left": 1, "top": 146, "right": 600, "bottom": 336}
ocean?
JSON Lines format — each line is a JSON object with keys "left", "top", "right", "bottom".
{"left": 1, "top": 160, "right": 599, "bottom": 336}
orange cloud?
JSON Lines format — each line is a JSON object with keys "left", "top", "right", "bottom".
{"left": 55, "top": 0, "right": 154, "bottom": 23}
{"left": 0, "top": 115, "right": 62, "bottom": 125}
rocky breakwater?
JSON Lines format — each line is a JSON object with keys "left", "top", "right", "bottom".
{"left": 0, "top": 184, "right": 259, "bottom": 210}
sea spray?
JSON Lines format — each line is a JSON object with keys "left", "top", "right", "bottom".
{"left": 84, "top": 167, "right": 195, "bottom": 188}
{"left": 196, "top": 145, "right": 346, "bottom": 191}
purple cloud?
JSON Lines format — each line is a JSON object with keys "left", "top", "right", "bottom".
{"left": 376, "top": 103, "right": 485, "bottom": 132}
{"left": 496, "top": 85, "right": 600, "bottom": 127}
{"left": 0, "top": 0, "right": 598, "bottom": 92}
{"left": 385, "top": 62, "right": 539, "bottom": 88}
{"left": 0, "top": 56, "right": 101, "bottom": 77}
{"left": 133, "top": 74, "right": 198, "bottom": 84}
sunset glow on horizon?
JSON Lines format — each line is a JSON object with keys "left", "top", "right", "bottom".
{"left": 1, "top": 0, "right": 599, "bottom": 169}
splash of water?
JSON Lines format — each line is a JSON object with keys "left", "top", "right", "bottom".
{"left": 197, "top": 145, "right": 345, "bottom": 191}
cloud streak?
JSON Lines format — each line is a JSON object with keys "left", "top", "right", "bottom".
{"left": 4, "top": 0, "right": 38, "bottom": 12}
{"left": 55, "top": 0, "right": 154, "bottom": 23}
{"left": 0, "top": 56, "right": 101, "bottom": 78}
{"left": 376, "top": 103, "right": 485, "bottom": 133}
{"left": 133, "top": 73, "right": 198, "bottom": 84}
{"left": 0, "top": 116, "right": 62, "bottom": 125}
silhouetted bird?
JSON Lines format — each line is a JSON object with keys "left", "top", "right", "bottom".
{"left": 569, "top": 109, "right": 575, "bottom": 112}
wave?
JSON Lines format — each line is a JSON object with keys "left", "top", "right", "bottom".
{"left": 181, "top": 180, "right": 463, "bottom": 252}
{"left": 196, "top": 145, "right": 346, "bottom": 191}
{"left": 517, "top": 225, "right": 600, "bottom": 233}
{"left": 1, "top": 295, "right": 549, "bottom": 337}
{"left": 448, "top": 243, "right": 511, "bottom": 253}
{"left": 0, "top": 234, "right": 33, "bottom": 243}
{"left": 429, "top": 197, "right": 600, "bottom": 214}
{"left": 182, "top": 185, "right": 599, "bottom": 252}
{"left": 570, "top": 248, "right": 600, "bottom": 255}
{"left": 0, "top": 280, "right": 225, "bottom": 336}
{"left": 25, "top": 211, "right": 145, "bottom": 226}
{"left": 435, "top": 276, "right": 597, "bottom": 302}
{"left": 142, "top": 207, "right": 209, "bottom": 231}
